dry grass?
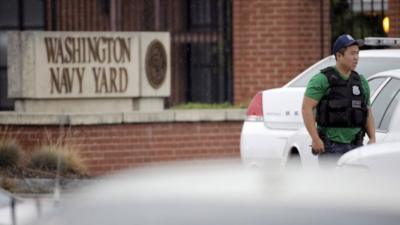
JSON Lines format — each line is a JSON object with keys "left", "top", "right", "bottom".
{"left": 28, "top": 146, "right": 67, "bottom": 172}
{"left": 63, "top": 148, "right": 87, "bottom": 175}
{"left": 0, "top": 127, "right": 22, "bottom": 168}
{"left": 0, "top": 126, "right": 88, "bottom": 179}
{"left": 28, "top": 128, "right": 87, "bottom": 176}
{"left": 28, "top": 145, "right": 87, "bottom": 176}
{"left": 1, "top": 177, "right": 16, "bottom": 191}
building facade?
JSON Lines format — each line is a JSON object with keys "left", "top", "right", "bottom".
{"left": 0, "top": 0, "right": 399, "bottom": 175}
{"left": 1, "top": 0, "right": 399, "bottom": 109}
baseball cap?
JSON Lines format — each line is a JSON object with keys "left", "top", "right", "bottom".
{"left": 332, "top": 34, "right": 364, "bottom": 55}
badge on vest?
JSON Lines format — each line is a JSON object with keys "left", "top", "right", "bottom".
{"left": 352, "top": 85, "right": 361, "bottom": 95}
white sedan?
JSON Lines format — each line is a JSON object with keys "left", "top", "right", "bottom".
{"left": 282, "top": 69, "right": 400, "bottom": 169}
{"left": 337, "top": 141, "right": 400, "bottom": 174}
{"left": 0, "top": 188, "right": 56, "bottom": 225}
{"left": 25, "top": 160, "right": 400, "bottom": 225}
{"left": 241, "top": 49, "right": 400, "bottom": 168}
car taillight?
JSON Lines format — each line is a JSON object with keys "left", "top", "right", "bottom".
{"left": 246, "top": 92, "right": 264, "bottom": 121}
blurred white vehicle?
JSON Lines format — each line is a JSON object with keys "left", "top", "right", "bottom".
{"left": 0, "top": 189, "right": 17, "bottom": 225}
{"left": 0, "top": 187, "right": 57, "bottom": 225}
{"left": 26, "top": 160, "right": 400, "bottom": 225}
{"left": 0, "top": 189, "right": 34, "bottom": 225}
{"left": 240, "top": 48, "right": 400, "bottom": 168}
{"left": 338, "top": 142, "right": 400, "bottom": 174}
{"left": 282, "top": 69, "right": 400, "bottom": 169}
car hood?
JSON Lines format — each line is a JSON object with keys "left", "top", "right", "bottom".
{"left": 338, "top": 141, "right": 400, "bottom": 165}
{"left": 262, "top": 87, "right": 305, "bottom": 130}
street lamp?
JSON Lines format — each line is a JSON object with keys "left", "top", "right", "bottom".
{"left": 383, "top": 16, "right": 390, "bottom": 34}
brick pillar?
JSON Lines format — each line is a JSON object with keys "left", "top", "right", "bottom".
{"left": 388, "top": 0, "right": 400, "bottom": 37}
{"left": 233, "top": 0, "right": 331, "bottom": 105}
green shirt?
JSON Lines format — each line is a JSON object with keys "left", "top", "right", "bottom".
{"left": 304, "top": 67, "right": 370, "bottom": 144}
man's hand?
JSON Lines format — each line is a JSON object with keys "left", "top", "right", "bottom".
{"left": 311, "top": 137, "right": 325, "bottom": 154}
{"left": 302, "top": 96, "right": 323, "bottom": 155}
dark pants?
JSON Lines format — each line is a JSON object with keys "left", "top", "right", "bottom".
{"left": 318, "top": 138, "right": 362, "bottom": 169}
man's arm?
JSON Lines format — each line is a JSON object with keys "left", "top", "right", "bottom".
{"left": 366, "top": 107, "right": 376, "bottom": 144}
{"left": 302, "top": 96, "right": 325, "bottom": 154}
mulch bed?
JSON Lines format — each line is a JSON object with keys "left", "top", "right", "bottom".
{"left": 0, "top": 166, "right": 89, "bottom": 179}
{"left": 0, "top": 166, "right": 91, "bottom": 193}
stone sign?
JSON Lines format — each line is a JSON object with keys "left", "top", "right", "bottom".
{"left": 7, "top": 32, "right": 170, "bottom": 113}
{"left": 43, "top": 36, "right": 133, "bottom": 96}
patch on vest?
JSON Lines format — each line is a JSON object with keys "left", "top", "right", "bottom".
{"left": 352, "top": 85, "right": 361, "bottom": 95}
{"left": 352, "top": 100, "right": 362, "bottom": 108}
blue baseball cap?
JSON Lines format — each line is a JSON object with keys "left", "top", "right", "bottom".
{"left": 332, "top": 34, "right": 364, "bottom": 55}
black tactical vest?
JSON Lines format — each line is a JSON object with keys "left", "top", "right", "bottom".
{"left": 316, "top": 67, "right": 368, "bottom": 128}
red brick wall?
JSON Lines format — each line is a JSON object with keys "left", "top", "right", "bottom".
{"left": 46, "top": 0, "right": 111, "bottom": 31}
{"left": 233, "top": 0, "right": 331, "bottom": 105}
{"left": 46, "top": 0, "right": 166, "bottom": 31}
{"left": 388, "top": 0, "right": 400, "bottom": 37}
{"left": 0, "top": 122, "right": 242, "bottom": 176}
{"left": 44, "top": 0, "right": 334, "bottom": 106}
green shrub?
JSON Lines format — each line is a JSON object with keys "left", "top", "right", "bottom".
{"left": 0, "top": 139, "right": 22, "bottom": 168}
{"left": 172, "top": 102, "right": 243, "bottom": 109}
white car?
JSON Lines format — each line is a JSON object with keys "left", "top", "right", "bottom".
{"left": 26, "top": 160, "right": 400, "bottom": 225}
{"left": 240, "top": 49, "right": 400, "bottom": 168}
{"left": 337, "top": 141, "right": 400, "bottom": 174}
{"left": 282, "top": 69, "right": 400, "bottom": 169}
{"left": 0, "top": 188, "right": 56, "bottom": 225}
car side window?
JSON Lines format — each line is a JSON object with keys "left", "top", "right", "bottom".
{"left": 371, "top": 78, "right": 400, "bottom": 131}
{"left": 357, "top": 58, "right": 400, "bottom": 79}
{"left": 380, "top": 87, "right": 400, "bottom": 131}
{"left": 368, "top": 77, "right": 388, "bottom": 97}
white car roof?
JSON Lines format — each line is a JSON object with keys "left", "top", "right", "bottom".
{"left": 358, "top": 49, "right": 400, "bottom": 58}
{"left": 303, "top": 48, "right": 400, "bottom": 66}
{"left": 368, "top": 69, "right": 400, "bottom": 80}
{"left": 284, "top": 49, "right": 400, "bottom": 88}
{"left": 326, "top": 49, "right": 400, "bottom": 59}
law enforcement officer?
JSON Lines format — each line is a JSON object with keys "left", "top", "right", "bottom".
{"left": 302, "top": 34, "right": 376, "bottom": 166}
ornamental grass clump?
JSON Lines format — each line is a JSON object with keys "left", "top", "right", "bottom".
{"left": 28, "top": 128, "right": 88, "bottom": 177}
{"left": 1, "top": 177, "right": 16, "bottom": 192}
{"left": 63, "top": 148, "right": 87, "bottom": 175}
{"left": 0, "top": 139, "right": 22, "bottom": 169}
{"left": 28, "top": 145, "right": 87, "bottom": 176}
{"left": 28, "top": 146, "right": 68, "bottom": 172}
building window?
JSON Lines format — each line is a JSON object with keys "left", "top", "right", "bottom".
{"left": 0, "top": 0, "right": 46, "bottom": 110}
{"left": 183, "top": 0, "right": 232, "bottom": 103}
{"left": 331, "top": 0, "right": 388, "bottom": 41}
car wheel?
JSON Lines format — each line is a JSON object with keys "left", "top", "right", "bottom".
{"left": 287, "top": 148, "right": 302, "bottom": 169}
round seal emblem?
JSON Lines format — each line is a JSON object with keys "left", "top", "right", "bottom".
{"left": 145, "top": 40, "right": 167, "bottom": 89}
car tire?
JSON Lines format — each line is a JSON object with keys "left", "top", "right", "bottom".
{"left": 287, "top": 148, "right": 302, "bottom": 170}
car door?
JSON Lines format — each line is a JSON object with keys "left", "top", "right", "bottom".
{"left": 370, "top": 77, "right": 400, "bottom": 142}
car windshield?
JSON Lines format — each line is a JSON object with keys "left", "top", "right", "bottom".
{"left": 287, "top": 57, "right": 400, "bottom": 87}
